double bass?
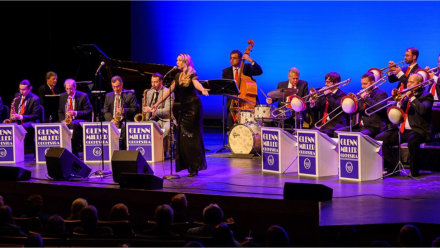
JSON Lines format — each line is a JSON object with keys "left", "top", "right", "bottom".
{"left": 230, "top": 39, "right": 258, "bottom": 124}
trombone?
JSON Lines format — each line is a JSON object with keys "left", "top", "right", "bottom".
{"left": 365, "top": 77, "right": 435, "bottom": 116}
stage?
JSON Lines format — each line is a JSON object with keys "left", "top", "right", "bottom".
{"left": 2, "top": 127, "right": 440, "bottom": 245}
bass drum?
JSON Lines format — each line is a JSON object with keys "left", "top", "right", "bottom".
{"left": 228, "top": 123, "right": 261, "bottom": 154}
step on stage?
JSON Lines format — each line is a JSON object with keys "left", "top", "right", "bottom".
{"left": 1, "top": 128, "right": 440, "bottom": 245}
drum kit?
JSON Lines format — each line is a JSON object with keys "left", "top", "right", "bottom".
{"left": 227, "top": 88, "right": 299, "bottom": 155}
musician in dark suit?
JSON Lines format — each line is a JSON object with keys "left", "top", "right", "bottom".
{"left": 336, "top": 72, "right": 388, "bottom": 137}
{"left": 58, "top": 79, "right": 93, "bottom": 156}
{"left": 222, "top": 49, "right": 263, "bottom": 130}
{"left": 9, "top": 80, "right": 42, "bottom": 152}
{"left": 376, "top": 73, "right": 434, "bottom": 177}
{"left": 266, "top": 67, "right": 309, "bottom": 129}
{"left": 427, "top": 53, "right": 440, "bottom": 101}
{"left": 38, "top": 71, "right": 60, "bottom": 122}
{"left": 103, "top": 76, "right": 139, "bottom": 149}
{"left": 310, "top": 72, "right": 348, "bottom": 137}
{"left": 388, "top": 47, "right": 420, "bottom": 90}
{"left": 143, "top": 73, "right": 174, "bottom": 157}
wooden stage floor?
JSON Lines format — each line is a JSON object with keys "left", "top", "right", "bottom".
{"left": 4, "top": 128, "right": 440, "bottom": 227}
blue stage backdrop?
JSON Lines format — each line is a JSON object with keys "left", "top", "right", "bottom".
{"left": 131, "top": 1, "right": 440, "bottom": 119}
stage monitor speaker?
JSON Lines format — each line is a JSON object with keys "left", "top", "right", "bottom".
{"left": 119, "top": 173, "right": 163, "bottom": 189}
{"left": 0, "top": 166, "right": 31, "bottom": 181}
{"left": 111, "top": 150, "right": 154, "bottom": 183}
{"left": 45, "top": 147, "right": 92, "bottom": 180}
{"left": 283, "top": 182, "right": 333, "bottom": 201}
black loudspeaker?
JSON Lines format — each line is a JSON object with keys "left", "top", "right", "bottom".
{"left": 119, "top": 173, "right": 163, "bottom": 189}
{"left": 0, "top": 166, "right": 31, "bottom": 181}
{"left": 283, "top": 182, "right": 333, "bottom": 201}
{"left": 45, "top": 147, "right": 92, "bottom": 180}
{"left": 111, "top": 150, "right": 154, "bottom": 183}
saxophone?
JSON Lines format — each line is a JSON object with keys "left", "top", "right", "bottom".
{"left": 134, "top": 89, "right": 150, "bottom": 122}
{"left": 64, "top": 100, "right": 73, "bottom": 125}
{"left": 3, "top": 95, "right": 21, "bottom": 124}
{"left": 111, "top": 95, "right": 123, "bottom": 128}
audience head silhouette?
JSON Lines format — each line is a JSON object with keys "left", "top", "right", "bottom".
{"left": 46, "top": 214, "right": 65, "bottom": 235}
{"left": 154, "top": 204, "right": 174, "bottom": 228}
{"left": 109, "top": 203, "right": 130, "bottom": 221}
{"left": 68, "top": 198, "right": 88, "bottom": 220}
{"left": 24, "top": 194, "right": 43, "bottom": 217}
{"left": 398, "top": 224, "right": 422, "bottom": 247}
{"left": 203, "top": 203, "right": 223, "bottom": 225}
{"left": 265, "top": 225, "right": 290, "bottom": 247}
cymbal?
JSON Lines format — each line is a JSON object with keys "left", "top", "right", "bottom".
{"left": 267, "top": 88, "right": 298, "bottom": 99}
{"left": 224, "top": 94, "right": 253, "bottom": 105}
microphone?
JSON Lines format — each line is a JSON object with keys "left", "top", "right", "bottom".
{"left": 95, "top": 61, "right": 106, "bottom": 76}
{"left": 164, "top": 66, "right": 177, "bottom": 78}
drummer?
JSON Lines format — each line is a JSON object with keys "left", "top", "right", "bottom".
{"left": 266, "top": 67, "right": 309, "bottom": 128}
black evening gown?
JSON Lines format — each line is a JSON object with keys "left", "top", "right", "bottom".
{"left": 174, "top": 73, "right": 207, "bottom": 173}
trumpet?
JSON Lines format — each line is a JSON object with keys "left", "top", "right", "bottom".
{"left": 365, "top": 77, "right": 435, "bottom": 116}
{"left": 368, "top": 60, "right": 405, "bottom": 80}
{"left": 134, "top": 89, "right": 150, "bottom": 122}
{"left": 3, "top": 95, "right": 21, "bottom": 124}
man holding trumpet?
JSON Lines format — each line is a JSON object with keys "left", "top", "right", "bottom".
{"left": 427, "top": 53, "right": 440, "bottom": 101}
{"left": 375, "top": 73, "right": 434, "bottom": 177}
{"left": 336, "top": 72, "right": 388, "bottom": 137}
{"left": 388, "top": 47, "right": 420, "bottom": 90}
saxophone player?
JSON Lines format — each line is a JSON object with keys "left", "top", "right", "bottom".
{"left": 143, "top": 73, "right": 174, "bottom": 158}
{"left": 58, "top": 79, "right": 93, "bottom": 157}
{"left": 103, "top": 76, "right": 139, "bottom": 150}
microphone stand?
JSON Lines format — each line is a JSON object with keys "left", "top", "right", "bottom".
{"left": 163, "top": 69, "right": 180, "bottom": 180}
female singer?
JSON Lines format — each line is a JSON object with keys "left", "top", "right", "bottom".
{"left": 153, "top": 54, "right": 210, "bottom": 177}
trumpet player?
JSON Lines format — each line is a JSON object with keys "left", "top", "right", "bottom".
{"left": 103, "top": 75, "right": 139, "bottom": 150}
{"left": 388, "top": 47, "right": 420, "bottom": 90}
{"left": 375, "top": 73, "right": 434, "bottom": 177}
{"left": 427, "top": 53, "right": 440, "bottom": 100}
{"left": 58, "top": 79, "right": 93, "bottom": 157}
{"left": 336, "top": 72, "right": 388, "bottom": 137}
{"left": 143, "top": 73, "right": 174, "bottom": 158}
{"left": 310, "top": 72, "right": 348, "bottom": 137}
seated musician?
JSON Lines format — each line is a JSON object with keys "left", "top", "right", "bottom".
{"left": 222, "top": 49, "right": 263, "bottom": 130}
{"left": 37, "top": 71, "right": 60, "bottom": 122}
{"left": 103, "top": 76, "right": 139, "bottom": 150}
{"left": 375, "top": 73, "right": 433, "bottom": 177}
{"left": 427, "top": 53, "right": 440, "bottom": 101}
{"left": 58, "top": 79, "right": 93, "bottom": 157}
{"left": 388, "top": 47, "right": 420, "bottom": 90}
{"left": 336, "top": 72, "right": 388, "bottom": 137}
{"left": 7, "top": 80, "right": 42, "bottom": 152}
{"left": 310, "top": 72, "right": 347, "bottom": 137}
{"left": 266, "top": 67, "right": 309, "bottom": 129}
{"left": 142, "top": 73, "right": 174, "bottom": 158}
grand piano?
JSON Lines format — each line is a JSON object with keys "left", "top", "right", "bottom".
{"left": 73, "top": 44, "right": 178, "bottom": 121}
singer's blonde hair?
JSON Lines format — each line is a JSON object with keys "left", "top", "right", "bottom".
{"left": 178, "top": 54, "right": 196, "bottom": 87}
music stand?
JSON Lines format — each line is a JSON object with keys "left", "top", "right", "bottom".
{"left": 43, "top": 94, "right": 60, "bottom": 123}
{"left": 200, "top": 79, "right": 239, "bottom": 153}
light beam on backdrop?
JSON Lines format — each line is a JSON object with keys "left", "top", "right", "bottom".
{"left": 131, "top": 1, "right": 440, "bottom": 119}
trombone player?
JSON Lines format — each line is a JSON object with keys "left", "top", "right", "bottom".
{"left": 58, "top": 79, "right": 93, "bottom": 157}
{"left": 103, "top": 76, "right": 139, "bottom": 150}
{"left": 336, "top": 72, "right": 388, "bottom": 137}
{"left": 310, "top": 72, "right": 348, "bottom": 137}
{"left": 375, "top": 73, "right": 433, "bottom": 177}
{"left": 388, "top": 47, "right": 420, "bottom": 91}
{"left": 427, "top": 53, "right": 440, "bottom": 101}
{"left": 141, "top": 73, "right": 174, "bottom": 158}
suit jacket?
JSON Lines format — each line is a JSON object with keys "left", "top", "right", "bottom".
{"left": 358, "top": 88, "right": 388, "bottom": 129}
{"left": 103, "top": 90, "right": 139, "bottom": 122}
{"left": 145, "top": 86, "right": 174, "bottom": 120}
{"left": 402, "top": 91, "right": 433, "bottom": 140}
{"left": 273, "top": 80, "right": 309, "bottom": 108}
{"left": 13, "top": 92, "right": 41, "bottom": 123}
{"left": 388, "top": 64, "right": 419, "bottom": 89}
{"left": 58, "top": 91, "right": 92, "bottom": 121}
{"left": 428, "top": 77, "right": 440, "bottom": 100}
{"left": 37, "top": 84, "right": 60, "bottom": 106}
{"left": 313, "top": 88, "right": 347, "bottom": 127}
